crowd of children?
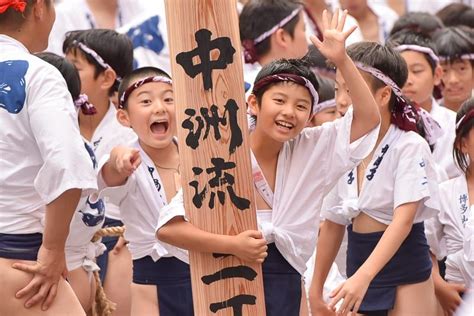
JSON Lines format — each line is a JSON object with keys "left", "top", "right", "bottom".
{"left": 0, "top": 0, "right": 473, "bottom": 315}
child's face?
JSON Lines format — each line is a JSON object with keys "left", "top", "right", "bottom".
{"left": 441, "top": 60, "right": 473, "bottom": 107}
{"left": 250, "top": 82, "right": 312, "bottom": 142}
{"left": 401, "top": 51, "right": 440, "bottom": 108}
{"left": 339, "top": 0, "right": 369, "bottom": 18}
{"left": 66, "top": 51, "right": 103, "bottom": 104}
{"left": 308, "top": 106, "right": 340, "bottom": 127}
{"left": 119, "top": 81, "right": 176, "bottom": 150}
{"left": 335, "top": 70, "right": 352, "bottom": 116}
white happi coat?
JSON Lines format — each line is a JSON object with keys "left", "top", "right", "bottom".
{"left": 321, "top": 124, "right": 440, "bottom": 227}
{"left": 47, "top": 0, "right": 158, "bottom": 55}
{"left": 427, "top": 175, "right": 474, "bottom": 286}
{"left": 0, "top": 35, "right": 97, "bottom": 234}
{"left": 101, "top": 141, "right": 188, "bottom": 263}
{"left": 158, "top": 108, "right": 379, "bottom": 274}
{"left": 430, "top": 99, "right": 461, "bottom": 179}
{"left": 89, "top": 104, "right": 137, "bottom": 220}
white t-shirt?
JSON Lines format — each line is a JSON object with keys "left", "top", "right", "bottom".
{"left": 48, "top": 0, "right": 159, "bottom": 55}
{"left": 427, "top": 175, "right": 474, "bottom": 286}
{"left": 101, "top": 141, "right": 187, "bottom": 263}
{"left": 158, "top": 108, "right": 380, "bottom": 274}
{"left": 322, "top": 124, "right": 440, "bottom": 226}
{"left": 430, "top": 99, "right": 462, "bottom": 179}
{"left": 0, "top": 35, "right": 97, "bottom": 234}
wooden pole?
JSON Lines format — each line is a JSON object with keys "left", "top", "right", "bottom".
{"left": 165, "top": 0, "right": 266, "bottom": 315}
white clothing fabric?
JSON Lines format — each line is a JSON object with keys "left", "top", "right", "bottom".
{"left": 65, "top": 143, "right": 106, "bottom": 272}
{"left": 101, "top": 141, "right": 188, "bottom": 263}
{"left": 0, "top": 35, "right": 97, "bottom": 234}
{"left": 117, "top": 0, "right": 171, "bottom": 74}
{"left": 88, "top": 104, "right": 137, "bottom": 219}
{"left": 430, "top": 99, "right": 462, "bottom": 179}
{"left": 48, "top": 0, "right": 158, "bottom": 55}
{"left": 322, "top": 124, "right": 440, "bottom": 226}
{"left": 158, "top": 108, "right": 380, "bottom": 274}
{"left": 428, "top": 175, "right": 474, "bottom": 286}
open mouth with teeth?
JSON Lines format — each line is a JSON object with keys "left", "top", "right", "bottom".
{"left": 275, "top": 120, "right": 294, "bottom": 130}
{"left": 150, "top": 121, "right": 169, "bottom": 135}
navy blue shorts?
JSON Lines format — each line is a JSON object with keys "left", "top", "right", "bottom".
{"left": 347, "top": 222, "right": 432, "bottom": 314}
{"left": 262, "top": 243, "right": 301, "bottom": 316}
{"left": 133, "top": 256, "right": 194, "bottom": 315}
{"left": 96, "top": 217, "right": 124, "bottom": 282}
{"left": 0, "top": 233, "right": 42, "bottom": 261}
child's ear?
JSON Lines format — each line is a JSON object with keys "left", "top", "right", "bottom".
{"left": 274, "top": 28, "right": 290, "bottom": 49}
{"left": 459, "top": 137, "right": 469, "bottom": 154}
{"left": 433, "top": 64, "right": 443, "bottom": 86}
{"left": 247, "top": 94, "right": 259, "bottom": 116}
{"left": 100, "top": 68, "right": 118, "bottom": 91}
{"left": 376, "top": 86, "right": 392, "bottom": 108}
{"left": 116, "top": 108, "right": 131, "bottom": 128}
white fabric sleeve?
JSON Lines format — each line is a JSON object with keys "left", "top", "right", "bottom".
{"left": 29, "top": 65, "right": 97, "bottom": 203}
{"left": 320, "top": 184, "right": 352, "bottom": 226}
{"left": 392, "top": 137, "right": 440, "bottom": 218}
{"left": 156, "top": 189, "right": 188, "bottom": 232}
{"left": 424, "top": 216, "right": 447, "bottom": 259}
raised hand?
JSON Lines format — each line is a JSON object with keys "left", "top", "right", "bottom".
{"left": 12, "top": 246, "right": 67, "bottom": 310}
{"left": 309, "top": 9, "right": 357, "bottom": 66}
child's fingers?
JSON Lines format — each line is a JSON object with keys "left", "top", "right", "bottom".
{"left": 342, "top": 25, "right": 358, "bottom": 40}
{"left": 309, "top": 35, "right": 323, "bottom": 50}
{"left": 12, "top": 262, "right": 38, "bottom": 274}
{"left": 41, "top": 283, "right": 57, "bottom": 311}
{"left": 337, "top": 10, "right": 348, "bottom": 32}
{"left": 330, "top": 8, "right": 339, "bottom": 29}
{"left": 353, "top": 298, "right": 362, "bottom": 315}
{"left": 330, "top": 282, "right": 343, "bottom": 298}
{"left": 132, "top": 156, "right": 142, "bottom": 169}
{"left": 322, "top": 9, "right": 329, "bottom": 32}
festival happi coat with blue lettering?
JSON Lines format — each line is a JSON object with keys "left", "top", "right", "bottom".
{"left": 0, "top": 35, "right": 97, "bottom": 235}
{"left": 100, "top": 140, "right": 188, "bottom": 264}
{"left": 427, "top": 175, "right": 474, "bottom": 286}
{"left": 322, "top": 124, "right": 440, "bottom": 226}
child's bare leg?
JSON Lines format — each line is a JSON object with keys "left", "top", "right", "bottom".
{"left": 68, "top": 267, "right": 96, "bottom": 315}
{"left": 390, "top": 277, "right": 437, "bottom": 316}
{"left": 131, "top": 283, "right": 160, "bottom": 316}
{"left": 0, "top": 258, "right": 85, "bottom": 316}
{"left": 103, "top": 241, "right": 132, "bottom": 316}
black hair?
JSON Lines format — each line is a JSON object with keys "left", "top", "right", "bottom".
{"left": 436, "top": 3, "right": 474, "bottom": 29}
{"left": 389, "top": 12, "right": 443, "bottom": 38}
{"left": 346, "top": 42, "right": 408, "bottom": 112}
{"left": 0, "top": 0, "right": 52, "bottom": 28}
{"left": 453, "top": 97, "right": 474, "bottom": 173}
{"left": 315, "top": 76, "right": 335, "bottom": 104}
{"left": 253, "top": 58, "right": 319, "bottom": 106}
{"left": 118, "top": 66, "right": 171, "bottom": 110}
{"left": 63, "top": 29, "right": 133, "bottom": 95}
{"left": 433, "top": 26, "right": 474, "bottom": 64}
{"left": 239, "top": 0, "right": 302, "bottom": 59}
{"left": 35, "top": 51, "right": 81, "bottom": 101}
{"left": 387, "top": 30, "right": 439, "bottom": 73}
{"left": 304, "top": 46, "right": 336, "bottom": 79}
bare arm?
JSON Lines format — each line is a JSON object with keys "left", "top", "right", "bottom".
{"left": 329, "top": 201, "right": 418, "bottom": 314}
{"left": 157, "top": 217, "right": 268, "bottom": 263}
{"left": 13, "top": 189, "right": 81, "bottom": 310}
{"left": 308, "top": 220, "right": 345, "bottom": 315}
{"left": 310, "top": 9, "right": 380, "bottom": 142}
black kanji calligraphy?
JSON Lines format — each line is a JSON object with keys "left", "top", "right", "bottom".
{"left": 176, "top": 28, "right": 236, "bottom": 90}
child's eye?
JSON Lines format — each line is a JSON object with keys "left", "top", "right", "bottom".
{"left": 140, "top": 99, "right": 152, "bottom": 105}
{"left": 273, "top": 98, "right": 284, "bottom": 104}
{"left": 297, "top": 104, "right": 308, "bottom": 111}
{"left": 164, "top": 97, "right": 174, "bottom": 103}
